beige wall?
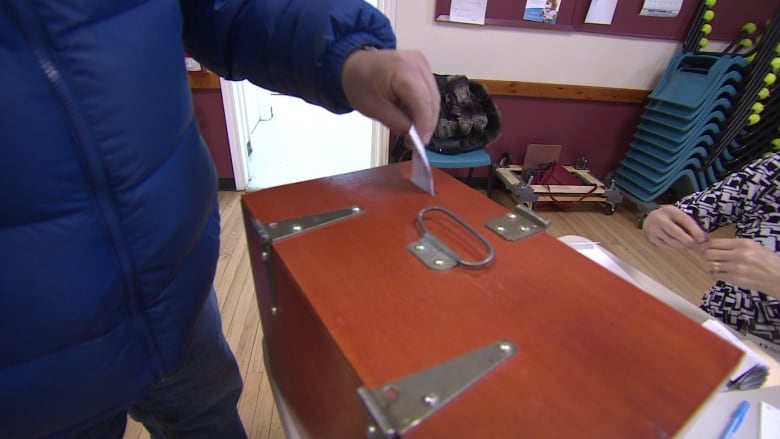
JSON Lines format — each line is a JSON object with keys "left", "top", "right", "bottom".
{"left": 391, "top": 0, "right": 725, "bottom": 90}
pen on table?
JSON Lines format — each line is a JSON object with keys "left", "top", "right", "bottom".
{"left": 719, "top": 400, "right": 750, "bottom": 439}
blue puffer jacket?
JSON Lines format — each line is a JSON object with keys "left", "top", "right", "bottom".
{"left": 0, "top": 0, "right": 395, "bottom": 437}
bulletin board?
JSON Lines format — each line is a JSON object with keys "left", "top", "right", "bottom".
{"left": 435, "top": 0, "right": 780, "bottom": 42}
{"left": 435, "top": 0, "right": 580, "bottom": 31}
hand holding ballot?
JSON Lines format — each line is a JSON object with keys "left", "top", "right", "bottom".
{"left": 342, "top": 48, "right": 440, "bottom": 145}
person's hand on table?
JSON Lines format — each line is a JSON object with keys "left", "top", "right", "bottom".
{"left": 341, "top": 49, "right": 440, "bottom": 144}
{"left": 643, "top": 205, "right": 709, "bottom": 250}
{"left": 697, "top": 238, "right": 780, "bottom": 299}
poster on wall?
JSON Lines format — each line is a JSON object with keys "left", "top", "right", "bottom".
{"left": 639, "top": 0, "right": 683, "bottom": 17}
{"left": 584, "top": 0, "right": 618, "bottom": 25}
{"left": 449, "top": 0, "right": 489, "bottom": 25}
{"left": 523, "top": 0, "right": 561, "bottom": 24}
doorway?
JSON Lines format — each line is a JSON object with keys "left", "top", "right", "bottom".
{"left": 244, "top": 87, "right": 374, "bottom": 191}
{"left": 221, "top": 0, "right": 393, "bottom": 191}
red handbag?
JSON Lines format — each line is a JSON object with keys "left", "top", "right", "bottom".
{"left": 533, "top": 161, "right": 596, "bottom": 210}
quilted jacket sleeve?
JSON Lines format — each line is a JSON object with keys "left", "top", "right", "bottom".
{"left": 179, "top": 0, "right": 396, "bottom": 113}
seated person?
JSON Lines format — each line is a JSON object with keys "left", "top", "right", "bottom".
{"left": 642, "top": 152, "right": 780, "bottom": 346}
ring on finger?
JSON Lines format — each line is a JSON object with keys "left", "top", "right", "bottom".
{"left": 711, "top": 261, "right": 722, "bottom": 274}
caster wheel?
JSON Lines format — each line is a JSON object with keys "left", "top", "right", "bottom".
{"left": 604, "top": 203, "right": 616, "bottom": 215}
{"left": 498, "top": 152, "right": 513, "bottom": 168}
{"left": 602, "top": 171, "right": 617, "bottom": 187}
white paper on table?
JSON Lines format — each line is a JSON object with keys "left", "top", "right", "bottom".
{"left": 702, "top": 319, "right": 769, "bottom": 386}
{"left": 761, "top": 401, "right": 780, "bottom": 439}
{"left": 640, "top": 0, "right": 683, "bottom": 17}
{"left": 563, "top": 241, "right": 642, "bottom": 288}
{"left": 408, "top": 125, "right": 435, "bottom": 195}
{"left": 585, "top": 0, "right": 618, "bottom": 25}
{"left": 449, "top": 0, "right": 488, "bottom": 25}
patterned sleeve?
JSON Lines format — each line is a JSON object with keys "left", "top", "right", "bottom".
{"left": 674, "top": 153, "right": 780, "bottom": 233}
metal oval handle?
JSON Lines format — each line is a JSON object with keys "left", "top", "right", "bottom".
{"left": 416, "top": 206, "right": 495, "bottom": 269}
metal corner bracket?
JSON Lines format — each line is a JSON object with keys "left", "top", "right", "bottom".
{"left": 358, "top": 339, "right": 517, "bottom": 438}
{"left": 252, "top": 205, "right": 363, "bottom": 315}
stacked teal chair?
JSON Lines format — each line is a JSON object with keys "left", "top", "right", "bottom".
{"left": 614, "top": 52, "right": 748, "bottom": 202}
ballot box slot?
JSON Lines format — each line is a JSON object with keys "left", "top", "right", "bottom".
{"left": 484, "top": 204, "right": 551, "bottom": 241}
{"left": 251, "top": 205, "right": 364, "bottom": 315}
{"left": 357, "top": 339, "right": 517, "bottom": 438}
{"left": 408, "top": 206, "right": 495, "bottom": 271}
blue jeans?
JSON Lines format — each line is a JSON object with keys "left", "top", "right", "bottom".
{"left": 64, "top": 290, "right": 247, "bottom": 439}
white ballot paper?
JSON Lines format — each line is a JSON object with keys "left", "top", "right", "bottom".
{"left": 408, "top": 125, "right": 435, "bottom": 195}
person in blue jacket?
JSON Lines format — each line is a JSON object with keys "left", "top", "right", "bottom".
{"left": 0, "top": 1, "right": 440, "bottom": 438}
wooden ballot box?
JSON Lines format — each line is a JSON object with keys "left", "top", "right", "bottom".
{"left": 241, "top": 162, "right": 742, "bottom": 439}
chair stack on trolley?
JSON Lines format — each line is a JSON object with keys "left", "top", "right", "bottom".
{"left": 615, "top": 1, "right": 780, "bottom": 210}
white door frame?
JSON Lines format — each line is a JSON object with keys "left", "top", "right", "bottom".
{"left": 370, "top": 0, "right": 395, "bottom": 168}
{"left": 220, "top": 79, "right": 250, "bottom": 191}
{"left": 222, "top": 0, "right": 396, "bottom": 191}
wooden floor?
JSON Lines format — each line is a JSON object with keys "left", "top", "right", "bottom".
{"left": 123, "top": 185, "right": 731, "bottom": 439}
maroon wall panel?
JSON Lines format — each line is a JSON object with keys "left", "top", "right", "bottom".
{"left": 191, "top": 89, "right": 234, "bottom": 179}
{"left": 485, "top": 96, "right": 645, "bottom": 180}
{"left": 390, "top": 96, "right": 645, "bottom": 182}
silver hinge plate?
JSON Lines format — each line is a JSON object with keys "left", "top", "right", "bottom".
{"left": 358, "top": 339, "right": 517, "bottom": 438}
{"left": 485, "top": 205, "right": 550, "bottom": 241}
{"left": 262, "top": 205, "right": 364, "bottom": 241}
{"left": 407, "top": 234, "right": 459, "bottom": 271}
{"left": 252, "top": 205, "right": 364, "bottom": 315}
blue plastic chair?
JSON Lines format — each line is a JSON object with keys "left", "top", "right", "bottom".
{"left": 425, "top": 149, "right": 494, "bottom": 197}
{"left": 639, "top": 110, "right": 726, "bottom": 139}
{"left": 648, "top": 53, "right": 747, "bottom": 109}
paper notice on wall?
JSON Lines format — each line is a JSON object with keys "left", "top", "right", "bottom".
{"left": 449, "top": 0, "right": 488, "bottom": 25}
{"left": 640, "top": 0, "right": 683, "bottom": 17}
{"left": 585, "top": 0, "right": 618, "bottom": 25}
